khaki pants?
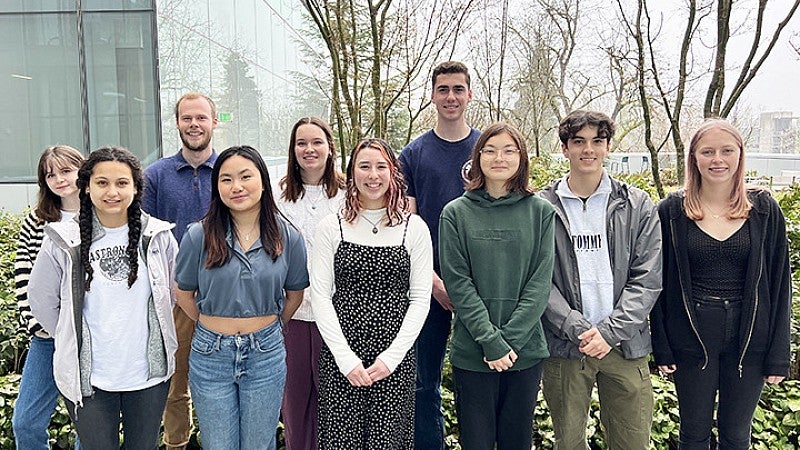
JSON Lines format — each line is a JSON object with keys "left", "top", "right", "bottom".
{"left": 542, "top": 349, "right": 653, "bottom": 450}
{"left": 162, "top": 306, "right": 195, "bottom": 449}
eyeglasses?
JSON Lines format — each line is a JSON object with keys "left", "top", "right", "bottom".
{"left": 479, "top": 147, "right": 521, "bottom": 158}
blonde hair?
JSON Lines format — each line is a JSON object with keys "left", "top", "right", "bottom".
{"left": 683, "top": 119, "right": 751, "bottom": 220}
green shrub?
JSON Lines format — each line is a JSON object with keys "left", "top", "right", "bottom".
{"left": 529, "top": 154, "right": 568, "bottom": 191}
{"left": 0, "top": 209, "right": 25, "bottom": 376}
{"left": 776, "top": 184, "right": 800, "bottom": 380}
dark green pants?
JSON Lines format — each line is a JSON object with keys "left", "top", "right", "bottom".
{"left": 542, "top": 350, "right": 653, "bottom": 450}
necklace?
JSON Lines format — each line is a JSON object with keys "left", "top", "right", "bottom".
{"left": 361, "top": 214, "right": 383, "bottom": 234}
{"left": 236, "top": 221, "right": 259, "bottom": 242}
{"left": 305, "top": 186, "right": 325, "bottom": 210}
{"left": 701, "top": 200, "right": 728, "bottom": 220}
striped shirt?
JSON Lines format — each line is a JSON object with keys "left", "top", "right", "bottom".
{"left": 15, "top": 211, "right": 74, "bottom": 338}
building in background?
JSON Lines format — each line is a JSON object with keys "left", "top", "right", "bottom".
{"left": 0, "top": 0, "right": 316, "bottom": 212}
{"left": 758, "top": 111, "right": 800, "bottom": 154}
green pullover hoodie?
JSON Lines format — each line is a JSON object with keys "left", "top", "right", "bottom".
{"left": 439, "top": 189, "right": 555, "bottom": 372}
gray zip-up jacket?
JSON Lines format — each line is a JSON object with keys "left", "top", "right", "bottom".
{"left": 540, "top": 176, "right": 662, "bottom": 360}
{"left": 28, "top": 211, "right": 179, "bottom": 408}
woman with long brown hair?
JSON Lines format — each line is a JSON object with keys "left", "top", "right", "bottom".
{"left": 277, "top": 117, "right": 345, "bottom": 450}
{"left": 13, "top": 145, "right": 84, "bottom": 449}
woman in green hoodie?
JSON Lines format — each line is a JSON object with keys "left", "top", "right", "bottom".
{"left": 439, "top": 122, "right": 555, "bottom": 450}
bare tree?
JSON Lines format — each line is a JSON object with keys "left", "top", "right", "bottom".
{"left": 616, "top": 0, "right": 799, "bottom": 188}
{"left": 705, "top": 0, "right": 800, "bottom": 118}
{"left": 500, "top": 0, "right": 583, "bottom": 156}
{"left": 300, "top": 0, "right": 479, "bottom": 168}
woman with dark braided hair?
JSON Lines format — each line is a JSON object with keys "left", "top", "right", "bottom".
{"left": 310, "top": 138, "right": 433, "bottom": 449}
{"left": 28, "top": 146, "right": 179, "bottom": 450}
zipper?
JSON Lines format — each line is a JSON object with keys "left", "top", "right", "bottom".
{"left": 671, "top": 218, "right": 708, "bottom": 369}
{"left": 737, "top": 234, "right": 764, "bottom": 378}
{"left": 605, "top": 197, "right": 625, "bottom": 271}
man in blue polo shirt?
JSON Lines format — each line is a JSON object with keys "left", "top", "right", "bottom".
{"left": 143, "top": 92, "right": 218, "bottom": 450}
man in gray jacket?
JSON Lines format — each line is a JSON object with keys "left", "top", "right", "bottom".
{"left": 540, "top": 110, "right": 662, "bottom": 450}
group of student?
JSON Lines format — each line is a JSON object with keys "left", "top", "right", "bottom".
{"left": 11, "top": 60, "right": 790, "bottom": 450}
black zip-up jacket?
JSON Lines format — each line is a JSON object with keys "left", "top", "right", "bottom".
{"left": 651, "top": 189, "right": 792, "bottom": 376}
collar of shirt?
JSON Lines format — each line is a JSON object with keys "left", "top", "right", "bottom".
{"left": 173, "top": 149, "right": 218, "bottom": 172}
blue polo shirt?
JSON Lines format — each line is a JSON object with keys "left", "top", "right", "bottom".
{"left": 175, "top": 219, "right": 310, "bottom": 318}
{"left": 143, "top": 150, "right": 217, "bottom": 243}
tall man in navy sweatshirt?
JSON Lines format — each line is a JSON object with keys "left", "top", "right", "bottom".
{"left": 399, "top": 61, "right": 481, "bottom": 449}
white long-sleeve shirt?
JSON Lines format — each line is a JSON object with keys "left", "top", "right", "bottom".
{"left": 275, "top": 184, "right": 346, "bottom": 321}
{"left": 310, "top": 209, "right": 433, "bottom": 376}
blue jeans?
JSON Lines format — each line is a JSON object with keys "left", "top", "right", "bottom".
{"left": 13, "top": 336, "right": 81, "bottom": 450}
{"left": 414, "top": 299, "right": 452, "bottom": 450}
{"left": 189, "top": 320, "right": 286, "bottom": 450}
{"left": 64, "top": 381, "right": 170, "bottom": 450}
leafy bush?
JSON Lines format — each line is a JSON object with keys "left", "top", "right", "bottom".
{"left": 529, "top": 154, "right": 569, "bottom": 191}
{"left": 0, "top": 209, "right": 25, "bottom": 376}
{"left": 776, "top": 184, "right": 800, "bottom": 380}
{"left": 0, "top": 373, "right": 77, "bottom": 449}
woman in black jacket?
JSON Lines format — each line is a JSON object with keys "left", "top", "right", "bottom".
{"left": 651, "top": 119, "right": 791, "bottom": 450}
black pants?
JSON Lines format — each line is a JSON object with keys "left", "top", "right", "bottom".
{"left": 673, "top": 299, "right": 764, "bottom": 450}
{"left": 453, "top": 363, "right": 542, "bottom": 450}
{"left": 65, "top": 380, "right": 170, "bottom": 450}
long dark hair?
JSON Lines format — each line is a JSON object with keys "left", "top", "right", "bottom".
{"left": 35, "top": 145, "right": 85, "bottom": 223}
{"left": 203, "top": 145, "right": 284, "bottom": 268}
{"left": 76, "top": 146, "right": 144, "bottom": 290}
{"left": 343, "top": 138, "right": 408, "bottom": 226}
{"left": 280, "top": 117, "right": 344, "bottom": 202}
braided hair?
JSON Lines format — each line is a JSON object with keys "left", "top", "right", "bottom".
{"left": 76, "top": 146, "right": 144, "bottom": 291}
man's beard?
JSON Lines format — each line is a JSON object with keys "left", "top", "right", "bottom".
{"left": 180, "top": 131, "right": 211, "bottom": 152}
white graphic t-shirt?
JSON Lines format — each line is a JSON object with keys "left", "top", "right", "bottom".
{"left": 84, "top": 224, "right": 159, "bottom": 391}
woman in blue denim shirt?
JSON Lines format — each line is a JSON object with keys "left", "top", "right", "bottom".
{"left": 175, "top": 145, "right": 309, "bottom": 449}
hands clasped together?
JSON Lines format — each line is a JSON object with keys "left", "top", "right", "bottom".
{"left": 346, "top": 359, "right": 391, "bottom": 387}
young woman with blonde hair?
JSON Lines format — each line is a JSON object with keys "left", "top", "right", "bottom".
{"left": 652, "top": 119, "right": 791, "bottom": 449}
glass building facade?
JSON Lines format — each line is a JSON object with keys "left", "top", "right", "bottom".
{"left": 0, "top": 0, "right": 313, "bottom": 211}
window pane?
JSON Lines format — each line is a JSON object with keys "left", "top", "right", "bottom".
{"left": 0, "top": 0, "right": 76, "bottom": 13}
{"left": 0, "top": 13, "right": 82, "bottom": 181}
{"left": 83, "top": 11, "right": 159, "bottom": 166}
{"left": 82, "top": 0, "right": 154, "bottom": 11}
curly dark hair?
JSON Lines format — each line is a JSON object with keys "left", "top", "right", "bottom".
{"left": 431, "top": 61, "right": 471, "bottom": 90}
{"left": 76, "top": 146, "right": 144, "bottom": 290}
{"left": 558, "top": 110, "right": 616, "bottom": 145}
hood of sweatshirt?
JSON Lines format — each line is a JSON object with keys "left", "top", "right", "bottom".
{"left": 463, "top": 189, "right": 529, "bottom": 208}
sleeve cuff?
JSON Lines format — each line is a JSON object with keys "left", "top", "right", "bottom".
{"left": 481, "top": 335, "right": 512, "bottom": 361}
